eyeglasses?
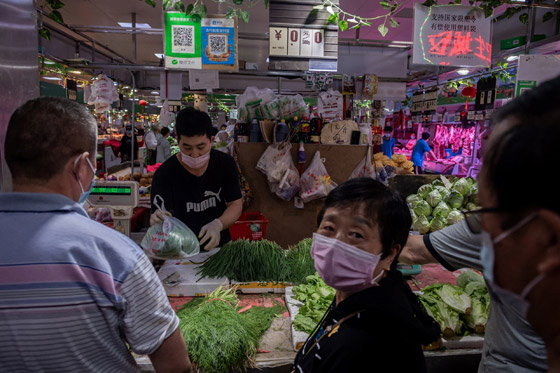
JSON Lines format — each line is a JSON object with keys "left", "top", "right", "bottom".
{"left": 462, "top": 207, "right": 503, "bottom": 234}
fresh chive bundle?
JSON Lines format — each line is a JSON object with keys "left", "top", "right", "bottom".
{"left": 177, "top": 287, "right": 284, "bottom": 373}
{"left": 284, "top": 238, "right": 315, "bottom": 285}
{"left": 197, "top": 239, "right": 287, "bottom": 283}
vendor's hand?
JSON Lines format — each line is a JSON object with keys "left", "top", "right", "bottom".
{"left": 198, "top": 219, "right": 223, "bottom": 251}
{"left": 150, "top": 210, "right": 172, "bottom": 226}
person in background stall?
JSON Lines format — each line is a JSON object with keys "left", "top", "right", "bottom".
{"left": 156, "top": 127, "right": 172, "bottom": 164}
{"left": 150, "top": 107, "right": 243, "bottom": 251}
{"left": 0, "top": 97, "right": 191, "bottom": 373}
{"left": 144, "top": 125, "right": 161, "bottom": 165}
{"left": 118, "top": 124, "right": 139, "bottom": 164}
{"left": 381, "top": 125, "right": 396, "bottom": 159}
{"left": 411, "top": 131, "right": 436, "bottom": 174}
{"left": 291, "top": 178, "right": 441, "bottom": 373}
{"left": 405, "top": 133, "right": 417, "bottom": 151}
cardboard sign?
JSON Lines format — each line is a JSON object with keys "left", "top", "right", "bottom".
{"left": 320, "top": 120, "right": 359, "bottom": 145}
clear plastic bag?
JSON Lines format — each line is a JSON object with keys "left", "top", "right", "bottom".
{"left": 349, "top": 146, "right": 377, "bottom": 180}
{"left": 256, "top": 142, "right": 300, "bottom": 201}
{"left": 299, "top": 151, "right": 337, "bottom": 203}
{"left": 274, "top": 149, "right": 300, "bottom": 201}
{"left": 141, "top": 195, "right": 200, "bottom": 260}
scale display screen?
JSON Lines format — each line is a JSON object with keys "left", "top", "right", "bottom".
{"left": 91, "top": 186, "right": 132, "bottom": 195}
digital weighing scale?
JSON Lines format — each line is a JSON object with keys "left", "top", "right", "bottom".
{"left": 87, "top": 181, "right": 138, "bottom": 237}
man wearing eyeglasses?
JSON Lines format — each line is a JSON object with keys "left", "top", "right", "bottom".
{"left": 400, "top": 76, "right": 560, "bottom": 372}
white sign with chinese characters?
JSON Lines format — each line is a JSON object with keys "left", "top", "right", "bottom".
{"left": 269, "top": 27, "right": 324, "bottom": 57}
{"left": 412, "top": 4, "right": 493, "bottom": 68}
{"left": 269, "top": 27, "right": 288, "bottom": 55}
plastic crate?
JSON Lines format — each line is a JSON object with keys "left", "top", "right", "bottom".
{"left": 229, "top": 212, "right": 269, "bottom": 241}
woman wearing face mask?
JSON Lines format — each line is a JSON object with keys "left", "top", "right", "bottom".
{"left": 291, "top": 178, "right": 440, "bottom": 373}
{"left": 149, "top": 108, "right": 243, "bottom": 251}
{"left": 118, "top": 125, "right": 139, "bottom": 164}
{"left": 476, "top": 76, "right": 560, "bottom": 372}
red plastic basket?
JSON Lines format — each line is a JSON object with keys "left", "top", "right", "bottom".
{"left": 229, "top": 212, "right": 269, "bottom": 241}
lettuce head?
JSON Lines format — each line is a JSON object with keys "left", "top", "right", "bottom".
{"left": 430, "top": 215, "right": 448, "bottom": 232}
{"left": 433, "top": 202, "right": 451, "bottom": 219}
{"left": 452, "top": 178, "right": 471, "bottom": 196}
{"left": 426, "top": 190, "right": 443, "bottom": 208}
{"left": 412, "top": 215, "right": 430, "bottom": 234}
{"left": 406, "top": 194, "right": 423, "bottom": 207}
{"left": 413, "top": 200, "right": 433, "bottom": 217}
{"left": 446, "top": 190, "right": 464, "bottom": 209}
{"left": 417, "top": 184, "right": 433, "bottom": 199}
{"left": 446, "top": 210, "right": 465, "bottom": 225}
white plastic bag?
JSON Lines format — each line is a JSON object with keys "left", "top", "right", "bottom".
{"left": 274, "top": 149, "right": 300, "bottom": 201}
{"left": 141, "top": 195, "right": 200, "bottom": 260}
{"left": 349, "top": 146, "right": 377, "bottom": 180}
{"left": 160, "top": 99, "right": 175, "bottom": 127}
{"left": 299, "top": 151, "right": 337, "bottom": 203}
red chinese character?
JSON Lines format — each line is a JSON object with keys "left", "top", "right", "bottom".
{"left": 449, "top": 31, "right": 472, "bottom": 56}
{"left": 474, "top": 35, "right": 491, "bottom": 64}
{"left": 427, "top": 31, "right": 453, "bottom": 56}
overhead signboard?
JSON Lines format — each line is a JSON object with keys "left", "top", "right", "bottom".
{"left": 515, "top": 54, "right": 560, "bottom": 96}
{"left": 412, "top": 4, "right": 492, "bottom": 68}
{"left": 164, "top": 12, "right": 202, "bottom": 69}
{"left": 201, "top": 16, "right": 238, "bottom": 71}
{"left": 270, "top": 27, "right": 323, "bottom": 57}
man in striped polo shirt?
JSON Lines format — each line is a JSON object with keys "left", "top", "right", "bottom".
{"left": 0, "top": 97, "right": 191, "bottom": 372}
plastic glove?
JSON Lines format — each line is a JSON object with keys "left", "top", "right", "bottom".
{"left": 150, "top": 210, "right": 172, "bottom": 226}
{"left": 198, "top": 219, "right": 223, "bottom": 251}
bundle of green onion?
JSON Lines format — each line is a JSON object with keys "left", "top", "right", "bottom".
{"left": 196, "top": 239, "right": 287, "bottom": 283}
{"left": 177, "top": 287, "right": 283, "bottom": 373}
{"left": 284, "top": 238, "right": 315, "bottom": 285}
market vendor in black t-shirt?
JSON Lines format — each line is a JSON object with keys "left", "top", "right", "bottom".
{"left": 149, "top": 107, "right": 243, "bottom": 250}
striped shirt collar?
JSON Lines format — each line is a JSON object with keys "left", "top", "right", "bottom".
{"left": 0, "top": 192, "right": 87, "bottom": 217}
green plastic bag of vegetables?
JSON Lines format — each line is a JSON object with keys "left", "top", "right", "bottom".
{"left": 141, "top": 195, "right": 200, "bottom": 259}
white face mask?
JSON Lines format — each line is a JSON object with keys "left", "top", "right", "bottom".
{"left": 180, "top": 150, "right": 210, "bottom": 169}
{"left": 73, "top": 154, "right": 96, "bottom": 205}
{"left": 480, "top": 213, "right": 544, "bottom": 317}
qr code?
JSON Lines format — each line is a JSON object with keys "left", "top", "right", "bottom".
{"left": 209, "top": 35, "right": 227, "bottom": 56}
{"left": 171, "top": 25, "right": 194, "bottom": 54}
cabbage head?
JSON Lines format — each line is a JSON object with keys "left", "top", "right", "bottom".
{"left": 413, "top": 215, "right": 430, "bottom": 234}
{"left": 447, "top": 210, "right": 465, "bottom": 225}
{"left": 452, "top": 178, "right": 471, "bottom": 196}
{"left": 417, "top": 184, "right": 433, "bottom": 199}
{"left": 434, "top": 185, "right": 450, "bottom": 199}
{"left": 430, "top": 215, "right": 448, "bottom": 232}
{"left": 406, "top": 194, "right": 423, "bottom": 207}
{"left": 446, "top": 190, "right": 464, "bottom": 209}
{"left": 431, "top": 178, "right": 444, "bottom": 187}
{"left": 433, "top": 201, "right": 451, "bottom": 219}
{"left": 426, "top": 190, "right": 443, "bottom": 208}
{"left": 413, "top": 200, "right": 433, "bottom": 217}
{"left": 465, "top": 202, "right": 479, "bottom": 211}
{"left": 410, "top": 209, "right": 418, "bottom": 225}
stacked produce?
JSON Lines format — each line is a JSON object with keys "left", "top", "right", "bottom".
{"left": 177, "top": 286, "right": 282, "bottom": 373}
{"left": 373, "top": 152, "right": 414, "bottom": 174}
{"left": 197, "top": 239, "right": 287, "bottom": 283}
{"left": 417, "top": 270, "right": 489, "bottom": 338}
{"left": 292, "top": 274, "right": 335, "bottom": 334}
{"left": 197, "top": 238, "right": 316, "bottom": 285}
{"left": 407, "top": 176, "right": 479, "bottom": 234}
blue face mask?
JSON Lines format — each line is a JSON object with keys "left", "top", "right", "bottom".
{"left": 480, "top": 213, "right": 544, "bottom": 317}
{"left": 74, "top": 154, "right": 96, "bottom": 205}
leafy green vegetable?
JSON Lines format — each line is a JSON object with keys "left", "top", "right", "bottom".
{"left": 413, "top": 200, "right": 432, "bottom": 217}
{"left": 456, "top": 270, "right": 484, "bottom": 288}
{"left": 140, "top": 217, "right": 200, "bottom": 259}
{"left": 463, "top": 297, "right": 488, "bottom": 334}
{"left": 413, "top": 214, "right": 430, "bottom": 234}
{"left": 433, "top": 201, "right": 451, "bottom": 219}
{"left": 284, "top": 238, "right": 315, "bottom": 285}
{"left": 292, "top": 274, "right": 335, "bottom": 334}
{"left": 465, "top": 202, "right": 479, "bottom": 211}
{"left": 446, "top": 210, "right": 465, "bottom": 225}
{"left": 435, "top": 284, "right": 472, "bottom": 315}
{"left": 430, "top": 215, "right": 447, "bottom": 232}
{"left": 419, "top": 293, "right": 463, "bottom": 338}
{"left": 406, "top": 194, "right": 423, "bottom": 207}
{"left": 417, "top": 184, "right": 433, "bottom": 199}
{"left": 452, "top": 178, "right": 471, "bottom": 196}
{"left": 446, "top": 190, "right": 464, "bottom": 209}
{"left": 426, "top": 189, "right": 443, "bottom": 208}
{"left": 432, "top": 178, "right": 444, "bottom": 187}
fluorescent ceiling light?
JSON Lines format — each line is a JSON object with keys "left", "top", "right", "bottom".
{"left": 44, "top": 60, "right": 56, "bottom": 65}
{"left": 457, "top": 69, "right": 470, "bottom": 75}
{"left": 154, "top": 53, "right": 164, "bottom": 59}
{"left": 43, "top": 76, "right": 62, "bottom": 81}
{"left": 69, "top": 70, "right": 82, "bottom": 74}
{"left": 506, "top": 55, "right": 519, "bottom": 62}
{"left": 118, "top": 22, "right": 151, "bottom": 28}
{"left": 123, "top": 85, "right": 130, "bottom": 89}
{"left": 151, "top": 91, "right": 159, "bottom": 95}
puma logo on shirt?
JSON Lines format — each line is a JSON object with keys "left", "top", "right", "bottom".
{"left": 186, "top": 188, "right": 222, "bottom": 212}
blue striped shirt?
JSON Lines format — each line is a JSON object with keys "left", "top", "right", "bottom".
{"left": 0, "top": 193, "right": 179, "bottom": 372}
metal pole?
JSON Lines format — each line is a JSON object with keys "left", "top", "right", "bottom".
{"left": 129, "top": 70, "right": 136, "bottom": 180}
{"left": 132, "top": 13, "right": 137, "bottom": 65}
{"left": 524, "top": 4, "right": 536, "bottom": 54}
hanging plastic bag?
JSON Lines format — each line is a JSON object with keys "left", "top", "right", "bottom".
{"left": 160, "top": 99, "right": 176, "bottom": 127}
{"left": 299, "top": 151, "right": 337, "bottom": 203}
{"left": 274, "top": 149, "right": 300, "bottom": 201}
{"left": 349, "top": 146, "right": 377, "bottom": 180}
{"left": 141, "top": 195, "right": 200, "bottom": 260}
